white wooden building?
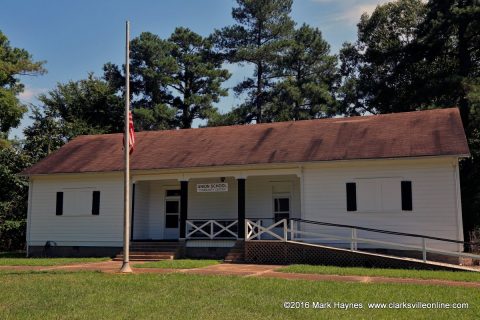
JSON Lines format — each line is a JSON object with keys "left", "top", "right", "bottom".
{"left": 22, "top": 108, "right": 470, "bottom": 258}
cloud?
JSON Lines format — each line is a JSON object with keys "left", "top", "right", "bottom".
{"left": 18, "top": 86, "right": 47, "bottom": 103}
{"left": 312, "top": 0, "right": 394, "bottom": 24}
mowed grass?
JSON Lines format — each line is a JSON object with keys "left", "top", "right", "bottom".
{"left": 0, "top": 271, "right": 478, "bottom": 320}
{"left": 134, "top": 259, "right": 220, "bottom": 269}
{"left": 278, "top": 264, "right": 480, "bottom": 282}
{"left": 0, "top": 252, "right": 109, "bottom": 266}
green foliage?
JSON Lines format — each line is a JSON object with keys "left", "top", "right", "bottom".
{"left": 37, "top": 74, "right": 124, "bottom": 140}
{"left": 22, "top": 106, "right": 64, "bottom": 163}
{"left": 268, "top": 24, "right": 339, "bottom": 121}
{"left": 104, "top": 28, "right": 230, "bottom": 129}
{"left": 22, "top": 74, "right": 125, "bottom": 161}
{"left": 340, "top": 0, "right": 480, "bottom": 237}
{"left": 339, "top": 0, "right": 427, "bottom": 115}
{"left": 213, "top": 0, "right": 295, "bottom": 123}
{"left": 0, "top": 30, "right": 46, "bottom": 144}
{"left": 132, "top": 105, "right": 176, "bottom": 131}
{"left": 0, "top": 145, "right": 31, "bottom": 251}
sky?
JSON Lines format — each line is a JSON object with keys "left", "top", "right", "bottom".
{"left": 0, "top": 0, "right": 390, "bottom": 138}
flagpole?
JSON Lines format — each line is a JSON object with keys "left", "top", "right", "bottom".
{"left": 120, "top": 20, "right": 132, "bottom": 273}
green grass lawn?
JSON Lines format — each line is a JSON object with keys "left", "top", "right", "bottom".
{"left": 0, "top": 271, "right": 478, "bottom": 319}
{"left": 0, "top": 252, "right": 109, "bottom": 266}
{"left": 278, "top": 264, "right": 480, "bottom": 282}
{"left": 134, "top": 259, "right": 220, "bottom": 269}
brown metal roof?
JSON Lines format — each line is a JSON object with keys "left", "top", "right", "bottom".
{"left": 22, "top": 108, "right": 470, "bottom": 175}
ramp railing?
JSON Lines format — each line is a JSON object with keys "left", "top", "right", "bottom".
{"left": 245, "top": 218, "right": 480, "bottom": 264}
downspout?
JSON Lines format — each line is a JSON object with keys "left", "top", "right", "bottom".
{"left": 26, "top": 179, "right": 33, "bottom": 257}
{"left": 453, "top": 159, "right": 464, "bottom": 252}
{"left": 298, "top": 165, "right": 304, "bottom": 219}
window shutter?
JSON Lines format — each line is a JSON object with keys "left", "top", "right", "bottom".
{"left": 92, "top": 191, "right": 100, "bottom": 215}
{"left": 56, "top": 192, "right": 63, "bottom": 215}
{"left": 346, "top": 183, "right": 357, "bottom": 211}
{"left": 401, "top": 181, "right": 413, "bottom": 211}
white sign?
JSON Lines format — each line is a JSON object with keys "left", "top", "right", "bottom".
{"left": 196, "top": 183, "right": 228, "bottom": 193}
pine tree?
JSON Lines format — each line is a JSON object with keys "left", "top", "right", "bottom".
{"left": 213, "top": 0, "right": 295, "bottom": 123}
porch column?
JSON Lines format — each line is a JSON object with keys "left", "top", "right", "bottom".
{"left": 237, "top": 178, "right": 246, "bottom": 239}
{"left": 179, "top": 180, "right": 189, "bottom": 239}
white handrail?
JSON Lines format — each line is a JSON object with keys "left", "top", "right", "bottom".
{"left": 246, "top": 219, "right": 287, "bottom": 241}
{"left": 186, "top": 219, "right": 238, "bottom": 239}
{"left": 245, "top": 218, "right": 480, "bottom": 264}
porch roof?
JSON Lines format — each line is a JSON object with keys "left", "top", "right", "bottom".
{"left": 22, "top": 108, "right": 470, "bottom": 175}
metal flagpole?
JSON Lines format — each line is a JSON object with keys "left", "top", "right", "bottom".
{"left": 120, "top": 20, "right": 132, "bottom": 273}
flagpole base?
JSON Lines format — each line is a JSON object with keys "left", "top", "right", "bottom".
{"left": 120, "top": 261, "right": 133, "bottom": 273}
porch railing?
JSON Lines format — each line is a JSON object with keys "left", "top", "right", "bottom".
{"left": 186, "top": 219, "right": 238, "bottom": 240}
{"left": 245, "top": 218, "right": 480, "bottom": 264}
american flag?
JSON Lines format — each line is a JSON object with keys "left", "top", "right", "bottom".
{"left": 123, "top": 111, "right": 135, "bottom": 154}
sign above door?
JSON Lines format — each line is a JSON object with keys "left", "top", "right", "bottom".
{"left": 196, "top": 183, "right": 228, "bottom": 192}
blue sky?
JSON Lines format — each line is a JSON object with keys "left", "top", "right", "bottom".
{"left": 1, "top": 0, "right": 390, "bottom": 138}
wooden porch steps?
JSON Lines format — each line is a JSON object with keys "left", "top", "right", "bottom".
{"left": 113, "top": 241, "right": 183, "bottom": 261}
{"left": 224, "top": 240, "right": 245, "bottom": 263}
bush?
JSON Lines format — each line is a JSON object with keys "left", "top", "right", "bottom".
{"left": 468, "top": 227, "right": 480, "bottom": 266}
{"left": 0, "top": 219, "right": 26, "bottom": 251}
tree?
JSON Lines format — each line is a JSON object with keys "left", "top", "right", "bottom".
{"left": 414, "top": 0, "right": 480, "bottom": 239}
{"left": 213, "top": 0, "right": 295, "bottom": 123}
{"left": 0, "top": 30, "right": 46, "bottom": 146}
{"left": 340, "top": 0, "right": 480, "bottom": 240}
{"left": 169, "top": 28, "right": 230, "bottom": 128}
{"left": 104, "top": 32, "right": 176, "bottom": 130}
{"left": 268, "top": 24, "right": 339, "bottom": 121}
{"left": 22, "top": 106, "right": 64, "bottom": 163}
{"left": 104, "top": 29, "right": 230, "bottom": 129}
{"left": 339, "top": 0, "right": 427, "bottom": 115}
{"left": 36, "top": 74, "right": 124, "bottom": 142}
{"left": 0, "top": 144, "right": 30, "bottom": 250}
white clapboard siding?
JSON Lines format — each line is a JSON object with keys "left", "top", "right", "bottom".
{"left": 131, "top": 175, "right": 301, "bottom": 240}
{"left": 146, "top": 180, "right": 179, "bottom": 239}
{"left": 29, "top": 157, "right": 462, "bottom": 252}
{"left": 301, "top": 157, "right": 462, "bottom": 251}
{"left": 29, "top": 173, "right": 124, "bottom": 247}
{"left": 132, "top": 182, "right": 150, "bottom": 239}
{"left": 246, "top": 175, "right": 301, "bottom": 220}
{"left": 188, "top": 177, "right": 238, "bottom": 220}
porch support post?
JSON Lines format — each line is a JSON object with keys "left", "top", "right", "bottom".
{"left": 237, "top": 178, "right": 246, "bottom": 239}
{"left": 180, "top": 180, "right": 189, "bottom": 239}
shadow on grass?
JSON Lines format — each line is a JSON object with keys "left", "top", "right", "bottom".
{"left": 0, "top": 252, "right": 26, "bottom": 258}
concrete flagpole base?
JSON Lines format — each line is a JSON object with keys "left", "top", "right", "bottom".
{"left": 120, "top": 261, "right": 133, "bottom": 273}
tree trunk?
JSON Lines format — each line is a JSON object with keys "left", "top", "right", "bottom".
{"left": 457, "top": 2, "right": 471, "bottom": 132}
{"left": 257, "top": 62, "right": 263, "bottom": 123}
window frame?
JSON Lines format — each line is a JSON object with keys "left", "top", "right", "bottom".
{"left": 57, "top": 187, "right": 98, "bottom": 217}
{"left": 272, "top": 193, "right": 291, "bottom": 222}
{"left": 164, "top": 189, "right": 181, "bottom": 229}
{"left": 348, "top": 177, "right": 412, "bottom": 214}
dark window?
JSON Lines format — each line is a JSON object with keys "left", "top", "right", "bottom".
{"left": 165, "top": 215, "right": 179, "bottom": 228}
{"left": 346, "top": 183, "right": 357, "bottom": 211}
{"left": 274, "top": 198, "right": 290, "bottom": 212}
{"left": 274, "top": 213, "right": 290, "bottom": 222}
{"left": 401, "top": 181, "right": 413, "bottom": 211}
{"left": 92, "top": 191, "right": 100, "bottom": 215}
{"left": 273, "top": 197, "right": 290, "bottom": 222}
{"left": 56, "top": 192, "right": 63, "bottom": 215}
{"left": 166, "top": 201, "right": 179, "bottom": 214}
{"left": 166, "top": 190, "right": 181, "bottom": 197}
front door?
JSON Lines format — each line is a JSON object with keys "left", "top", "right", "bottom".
{"left": 164, "top": 190, "right": 180, "bottom": 239}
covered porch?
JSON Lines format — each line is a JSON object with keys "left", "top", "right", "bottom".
{"left": 131, "top": 169, "right": 301, "bottom": 247}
